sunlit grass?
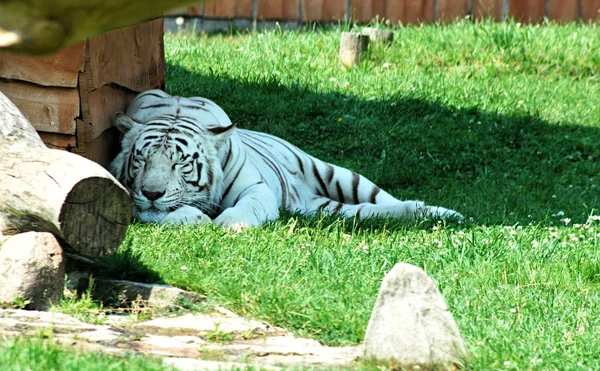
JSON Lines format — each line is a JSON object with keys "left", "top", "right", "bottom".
{"left": 45, "top": 19, "right": 600, "bottom": 370}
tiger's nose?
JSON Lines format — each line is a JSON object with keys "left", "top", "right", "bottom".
{"left": 142, "top": 189, "right": 165, "bottom": 201}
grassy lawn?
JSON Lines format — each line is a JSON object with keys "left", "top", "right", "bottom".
{"left": 106, "top": 20, "right": 600, "bottom": 369}
{"left": 9, "top": 20, "right": 599, "bottom": 370}
{"left": 0, "top": 336, "right": 168, "bottom": 370}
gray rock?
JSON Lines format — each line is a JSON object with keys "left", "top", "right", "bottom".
{"left": 65, "top": 273, "right": 206, "bottom": 308}
{"left": 0, "top": 232, "right": 65, "bottom": 309}
{"left": 0, "top": 308, "right": 359, "bottom": 368}
{"left": 133, "top": 312, "right": 275, "bottom": 337}
{"left": 363, "top": 262, "right": 467, "bottom": 368}
{"left": 95, "top": 278, "right": 206, "bottom": 308}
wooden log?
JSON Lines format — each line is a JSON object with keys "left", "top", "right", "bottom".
{"left": 0, "top": 92, "right": 130, "bottom": 257}
{"left": 362, "top": 28, "right": 394, "bottom": 45}
{"left": 339, "top": 32, "right": 370, "bottom": 67}
{"left": 0, "top": 0, "right": 207, "bottom": 55}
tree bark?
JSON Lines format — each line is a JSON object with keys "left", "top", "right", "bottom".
{"left": 0, "top": 92, "right": 130, "bottom": 257}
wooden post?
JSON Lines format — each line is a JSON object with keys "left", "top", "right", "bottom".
{"left": 345, "top": 0, "right": 352, "bottom": 23}
{"left": 339, "top": 32, "right": 369, "bottom": 67}
{"left": 251, "top": 0, "right": 260, "bottom": 33}
{"left": 297, "top": 0, "right": 304, "bottom": 24}
{"left": 362, "top": 28, "right": 394, "bottom": 44}
{"left": 0, "top": 92, "right": 130, "bottom": 257}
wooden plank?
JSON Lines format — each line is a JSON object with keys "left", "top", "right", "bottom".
{"left": 385, "top": 0, "right": 403, "bottom": 23}
{"left": 547, "top": 0, "right": 579, "bottom": 21}
{"left": 322, "top": 0, "right": 345, "bottom": 21}
{"left": 87, "top": 85, "right": 138, "bottom": 140}
{"left": 235, "top": 0, "right": 253, "bottom": 17}
{"left": 165, "top": 6, "right": 191, "bottom": 15}
{"left": 185, "top": 5, "right": 204, "bottom": 16}
{"left": 582, "top": 0, "right": 600, "bottom": 21}
{"left": 354, "top": 0, "right": 387, "bottom": 23}
{"left": 213, "top": 0, "right": 237, "bottom": 18}
{"left": 258, "top": 0, "right": 285, "bottom": 19}
{"left": 355, "top": 0, "right": 373, "bottom": 22}
{"left": 0, "top": 42, "right": 85, "bottom": 88}
{"left": 508, "top": 0, "right": 545, "bottom": 23}
{"left": 203, "top": 1, "right": 217, "bottom": 17}
{"left": 304, "top": 0, "right": 324, "bottom": 21}
{"left": 87, "top": 19, "right": 165, "bottom": 93}
{"left": 86, "top": 127, "right": 122, "bottom": 170}
{"left": 38, "top": 132, "right": 77, "bottom": 151}
{"left": 402, "top": 0, "right": 435, "bottom": 24}
{"left": 473, "top": 0, "right": 504, "bottom": 20}
{"left": 436, "top": 0, "right": 470, "bottom": 22}
{"left": 282, "top": 0, "right": 298, "bottom": 19}
{"left": 0, "top": 80, "right": 78, "bottom": 135}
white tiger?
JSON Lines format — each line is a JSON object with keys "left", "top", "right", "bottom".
{"left": 110, "top": 90, "right": 462, "bottom": 231}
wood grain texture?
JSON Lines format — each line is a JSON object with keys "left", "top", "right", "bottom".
{"left": 339, "top": 32, "right": 369, "bottom": 67}
{"left": 235, "top": 0, "right": 253, "bottom": 18}
{"left": 0, "top": 42, "right": 84, "bottom": 88}
{"left": 0, "top": 92, "right": 130, "bottom": 257}
{"left": 0, "top": 91, "right": 45, "bottom": 151}
{"left": 304, "top": 0, "right": 324, "bottom": 21}
{"left": 508, "top": 0, "right": 545, "bottom": 22}
{"left": 473, "top": 0, "right": 505, "bottom": 20}
{"left": 436, "top": 0, "right": 470, "bottom": 22}
{"left": 354, "top": 0, "right": 386, "bottom": 22}
{"left": 0, "top": 150, "right": 131, "bottom": 257}
{"left": 0, "top": 80, "right": 79, "bottom": 135}
{"left": 87, "top": 18, "right": 164, "bottom": 92}
{"left": 258, "top": 0, "right": 285, "bottom": 19}
{"left": 322, "top": 0, "right": 346, "bottom": 21}
{"left": 87, "top": 84, "right": 138, "bottom": 140}
{"left": 38, "top": 132, "right": 77, "bottom": 150}
{"left": 582, "top": 0, "right": 600, "bottom": 21}
{"left": 547, "top": 0, "right": 579, "bottom": 22}
{"left": 391, "top": 0, "right": 435, "bottom": 24}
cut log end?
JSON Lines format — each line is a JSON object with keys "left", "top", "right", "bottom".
{"left": 339, "top": 32, "right": 369, "bottom": 67}
{"left": 60, "top": 177, "right": 131, "bottom": 257}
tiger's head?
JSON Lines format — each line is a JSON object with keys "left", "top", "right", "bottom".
{"left": 110, "top": 112, "right": 234, "bottom": 221}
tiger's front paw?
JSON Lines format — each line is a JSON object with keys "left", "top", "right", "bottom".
{"left": 214, "top": 209, "right": 261, "bottom": 232}
{"left": 162, "top": 205, "right": 212, "bottom": 225}
{"left": 418, "top": 205, "right": 464, "bottom": 221}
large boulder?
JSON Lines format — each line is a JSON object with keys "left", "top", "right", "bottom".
{"left": 0, "top": 232, "right": 65, "bottom": 309}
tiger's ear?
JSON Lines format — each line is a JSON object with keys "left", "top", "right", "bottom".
{"left": 114, "top": 112, "right": 139, "bottom": 133}
{"left": 207, "top": 123, "right": 236, "bottom": 147}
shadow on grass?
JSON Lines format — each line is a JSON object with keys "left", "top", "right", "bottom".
{"left": 166, "top": 61, "right": 600, "bottom": 227}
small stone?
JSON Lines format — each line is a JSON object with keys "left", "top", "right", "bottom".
{"left": 133, "top": 313, "right": 274, "bottom": 337}
{"left": 363, "top": 263, "right": 467, "bottom": 368}
{"left": 0, "top": 232, "right": 65, "bottom": 310}
{"left": 91, "top": 278, "right": 206, "bottom": 307}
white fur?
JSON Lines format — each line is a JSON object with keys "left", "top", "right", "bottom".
{"left": 110, "top": 90, "right": 463, "bottom": 230}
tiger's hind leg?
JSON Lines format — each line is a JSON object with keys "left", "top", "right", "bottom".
{"left": 302, "top": 160, "right": 462, "bottom": 220}
{"left": 304, "top": 196, "right": 463, "bottom": 221}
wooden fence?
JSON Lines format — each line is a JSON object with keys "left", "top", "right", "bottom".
{"left": 172, "top": 0, "right": 600, "bottom": 24}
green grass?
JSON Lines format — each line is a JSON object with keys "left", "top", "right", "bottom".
{"left": 0, "top": 336, "right": 168, "bottom": 370}
{"left": 100, "top": 20, "right": 600, "bottom": 369}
